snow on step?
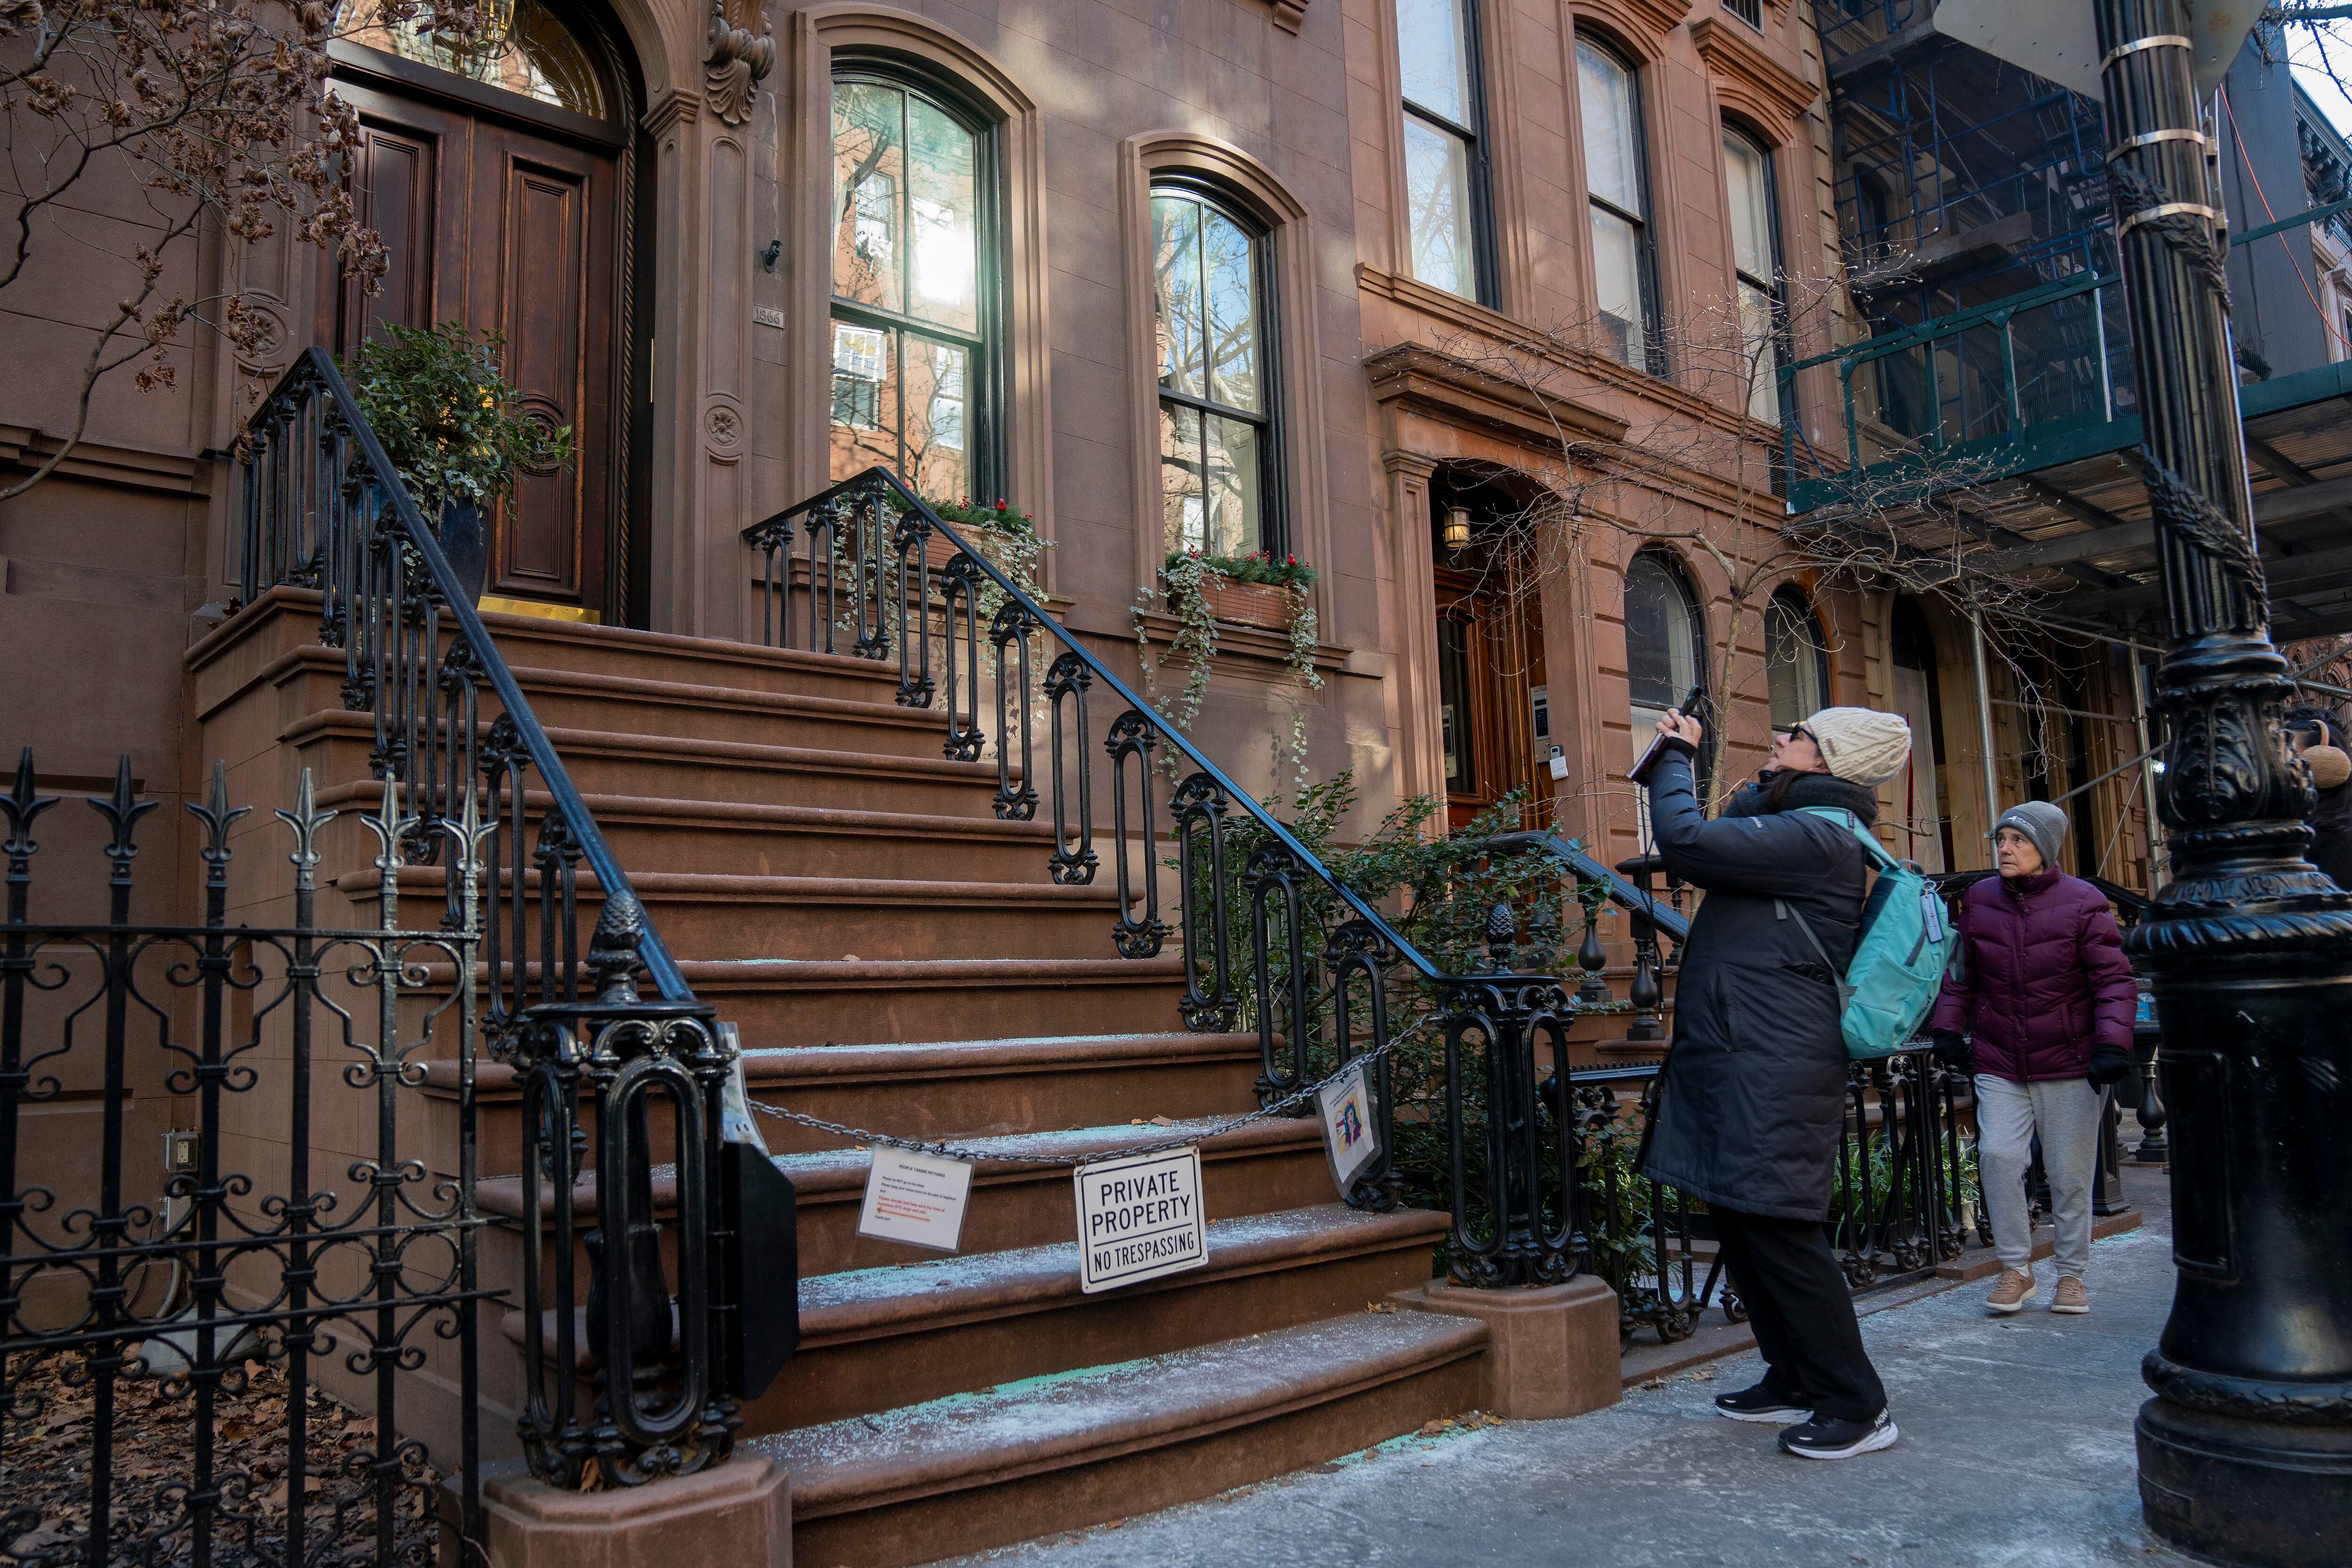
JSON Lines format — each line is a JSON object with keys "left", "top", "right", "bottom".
{"left": 756, "top": 1309, "right": 1488, "bottom": 1512}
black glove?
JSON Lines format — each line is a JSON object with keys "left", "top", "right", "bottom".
{"left": 2088, "top": 1043, "right": 2136, "bottom": 1089}
{"left": 1931, "top": 1029, "right": 1971, "bottom": 1070}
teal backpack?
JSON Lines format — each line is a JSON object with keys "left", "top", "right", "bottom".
{"left": 1778, "top": 808, "right": 1956, "bottom": 1061}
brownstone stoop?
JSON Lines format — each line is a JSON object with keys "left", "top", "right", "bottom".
{"left": 187, "top": 595, "right": 1610, "bottom": 1568}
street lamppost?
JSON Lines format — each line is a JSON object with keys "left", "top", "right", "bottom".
{"left": 2096, "top": 0, "right": 2352, "bottom": 1560}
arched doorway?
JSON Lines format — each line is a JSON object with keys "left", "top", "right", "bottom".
{"left": 326, "top": 0, "right": 644, "bottom": 623}
{"left": 1430, "top": 467, "right": 1546, "bottom": 831}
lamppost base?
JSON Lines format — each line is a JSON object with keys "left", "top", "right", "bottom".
{"left": 2137, "top": 1396, "right": 2352, "bottom": 1566}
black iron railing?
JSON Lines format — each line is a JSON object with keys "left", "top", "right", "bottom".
{"left": 1565, "top": 1044, "right": 1983, "bottom": 1345}
{"left": 1, "top": 756, "right": 490, "bottom": 1565}
{"left": 235, "top": 349, "right": 740, "bottom": 1488}
{"left": 744, "top": 470, "right": 1583, "bottom": 1286}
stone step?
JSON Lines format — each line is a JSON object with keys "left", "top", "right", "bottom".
{"left": 283, "top": 708, "right": 1016, "bottom": 817}
{"left": 502, "top": 662, "right": 959, "bottom": 760}
{"left": 504, "top": 1204, "right": 1451, "bottom": 1436}
{"left": 758, "top": 1203, "right": 1450, "bottom": 1434}
{"left": 736, "top": 1034, "right": 1262, "bottom": 1154}
{"left": 681, "top": 956, "right": 1196, "bottom": 1051}
{"left": 753, "top": 1309, "right": 1488, "bottom": 1568}
{"left": 431, "top": 1030, "right": 1253, "bottom": 1179}
{"left": 480, "top": 605, "right": 926, "bottom": 705}
{"left": 474, "top": 1114, "right": 1335, "bottom": 1294}
{"left": 516, "top": 791, "right": 1067, "bottom": 885}
{"left": 342, "top": 866, "right": 1128, "bottom": 964}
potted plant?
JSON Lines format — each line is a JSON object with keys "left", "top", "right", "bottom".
{"left": 341, "top": 322, "right": 574, "bottom": 606}
{"left": 1170, "top": 548, "right": 1317, "bottom": 631}
{"left": 917, "top": 495, "right": 1050, "bottom": 607}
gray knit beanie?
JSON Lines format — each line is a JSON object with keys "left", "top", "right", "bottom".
{"left": 1804, "top": 707, "right": 1913, "bottom": 787}
{"left": 1993, "top": 801, "right": 2069, "bottom": 870}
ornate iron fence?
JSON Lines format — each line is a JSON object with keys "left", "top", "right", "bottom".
{"left": 744, "top": 471, "right": 1584, "bottom": 1285}
{"left": 230, "top": 350, "right": 755, "bottom": 1491}
{"left": 1565, "top": 1045, "right": 1984, "bottom": 1345}
{"left": 0, "top": 755, "right": 490, "bottom": 1566}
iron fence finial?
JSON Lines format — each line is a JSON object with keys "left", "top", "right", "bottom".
{"left": 588, "top": 889, "right": 647, "bottom": 1004}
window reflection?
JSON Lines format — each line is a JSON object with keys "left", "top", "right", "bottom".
{"left": 829, "top": 76, "right": 988, "bottom": 499}
{"left": 1724, "top": 129, "right": 1783, "bottom": 423}
{"left": 1579, "top": 40, "right": 1654, "bottom": 371}
{"left": 1153, "top": 186, "right": 1274, "bottom": 559}
{"left": 1396, "top": 0, "right": 1489, "bottom": 302}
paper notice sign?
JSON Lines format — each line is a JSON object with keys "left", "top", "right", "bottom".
{"left": 856, "top": 1149, "right": 975, "bottom": 1252}
{"left": 1318, "top": 1062, "right": 1380, "bottom": 1194}
{"left": 1073, "top": 1147, "right": 1206, "bottom": 1294}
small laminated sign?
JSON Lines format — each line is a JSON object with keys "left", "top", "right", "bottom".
{"left": 857, "top": 1148, "right": 975, "bottom": 1252}
{"left": 1317, "top": 1062, "right": 1380, "bottom": 1195}
{"left": 1073, "top": 1147, "right": 1206, "bottom": 1294}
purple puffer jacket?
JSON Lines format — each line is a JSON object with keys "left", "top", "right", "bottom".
{"left": 1927, "top": 869, "right": 2137, "bottom": 1082}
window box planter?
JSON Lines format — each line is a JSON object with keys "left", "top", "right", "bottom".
{"left": 1199, "top": 577, "right": 1303, "bottom": 630}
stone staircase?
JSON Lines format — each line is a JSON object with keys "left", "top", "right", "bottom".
{"left": 191, "top": 595, "right": 1498, "bottom": 1568}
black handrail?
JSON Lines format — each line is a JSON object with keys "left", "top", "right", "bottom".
{"left": 1488, "top": 829, "right": 1692, "bottom": 946}
{"left": 745, "top": 468, "right": 1583, "bottom": 1286}
{"left": 238, "top": 350, "right": 741, "bottom": 1488}
{"left": 240, "top": 347, "right": 689, "bottom": 1006}
{"left": 744, "top": 467, "right": 1448, "bottom": 981}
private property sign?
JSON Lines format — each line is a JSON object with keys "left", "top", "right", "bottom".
{"left": 1073, "top": 1147, "right": 1207, "bottom": 1294}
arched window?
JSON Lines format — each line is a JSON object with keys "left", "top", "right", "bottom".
{"left": 344, "top": 0, "right": 608, "bottom": 116}
{"left": 1765, "top": 588, "right": 1828, "bottom": 731}
{"left": 1722, "top": 127, "right": 1783, "bottom": 425}
{"left": 830, "top": 73, "right": 995, "bottom": 501}
{"left": 1625, "top": 550, "right": 1702, "bottom": 745}
{"left": 1578, "top": 39, "right": 1659, "bottom": 373}
{"left": 1153, "top": 184, "right": 1279, "bottom": 558}
{"left": 1394, "top": 0, "right": 1495, "bottom": 303}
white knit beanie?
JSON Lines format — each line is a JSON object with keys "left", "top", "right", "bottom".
{"left": 1805, "top": 706, "right": 1912, "bottom": 787}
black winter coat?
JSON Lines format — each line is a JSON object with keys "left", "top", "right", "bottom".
{"left": 1634, "top": 748, "right": 1875, "bottom": 1222}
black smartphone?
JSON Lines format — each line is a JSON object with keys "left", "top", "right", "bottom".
{"left": 1629, "top": 687, "right": 1706, "bottom": 785}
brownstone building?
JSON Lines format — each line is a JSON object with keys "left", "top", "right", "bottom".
{"left": 0, "top": 0, "right": 2168, "bottom": 1556}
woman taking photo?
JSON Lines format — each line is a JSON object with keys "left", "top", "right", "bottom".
{"left": 1638, "top": 704, "right": 1914, "bottom": 1461}
{"left": 1930, "top": 802, "right": 2137, "bottom": 1315}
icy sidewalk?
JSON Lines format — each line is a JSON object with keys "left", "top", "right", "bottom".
{"left": 939, "top": 1163, "right": 2196, "bottom": 1568}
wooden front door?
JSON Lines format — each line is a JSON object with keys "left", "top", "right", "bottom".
{"left": 330, "top": 76, "right": 620, "bottom": 619}
{"left": 1435, "top": 565, "right": 1543, "bottom": 832}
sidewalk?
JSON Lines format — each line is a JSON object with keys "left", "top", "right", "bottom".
{"left": 942, "top": 1164, "right": 2195, "bottom": 1568}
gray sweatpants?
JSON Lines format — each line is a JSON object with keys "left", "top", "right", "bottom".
{"left": 1975, "top": 1073, "right": 2105, "bottom": 1278}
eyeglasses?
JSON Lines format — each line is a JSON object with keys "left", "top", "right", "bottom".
{"left": 1783, "top": 726, "right": 1817, "bottom": 748}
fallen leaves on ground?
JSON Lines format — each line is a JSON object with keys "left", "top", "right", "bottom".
{"left": 1, "top": 1349, "right": 441, "bottom": 1563}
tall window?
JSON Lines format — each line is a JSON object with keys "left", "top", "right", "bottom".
{"left": 1765, "top": 588, "right": 1828, "bottom": 731}
{"left": 1154, "top": 185, "right": 1277, "bottom": 558}
{"left": 831, "top": 75, "right": 993, "bottom": 500}
{"left": 1723, "top": 127, "right": 1784, "bottom": 424}
{"left": 1625, "top": 550, "right": 1702, "bottom": 743}
{"left": 1578, "top": 40, "right": 1658, "bottom": 372}
{"left": 1395, "top": 0, "right": 1494, "bottom": 303}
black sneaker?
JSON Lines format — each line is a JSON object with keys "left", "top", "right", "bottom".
{"left": 1777, "top": 1409, "right": 1899, "bottom": 1460}
{"left": 1713, "top": 1382, "right": 1813, "bottom": 1424}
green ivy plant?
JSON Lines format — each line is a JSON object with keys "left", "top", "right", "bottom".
{"left": 931, "top": 496, "right": 1049, "bottom": 612}
{"left": 1131, "top": 547, "right": 1324, "bottom": 802}
{"left": 341, "top": 322, "right": 573, "bottom": 520}
{"left": 1188, "top": 773, "right": 1614, "bottom": 1273}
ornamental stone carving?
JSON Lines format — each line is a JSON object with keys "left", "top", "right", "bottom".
{"left": 705, "top": 0, "right": 774, "bottom": 128}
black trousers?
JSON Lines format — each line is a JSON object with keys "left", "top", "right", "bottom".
{"left": 1712, "top": 1206, "right": 1887, "bottom": 1423}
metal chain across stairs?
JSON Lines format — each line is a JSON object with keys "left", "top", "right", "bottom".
{"left": 748, "top": 1017, "right": 1432, "bottom": 1167}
